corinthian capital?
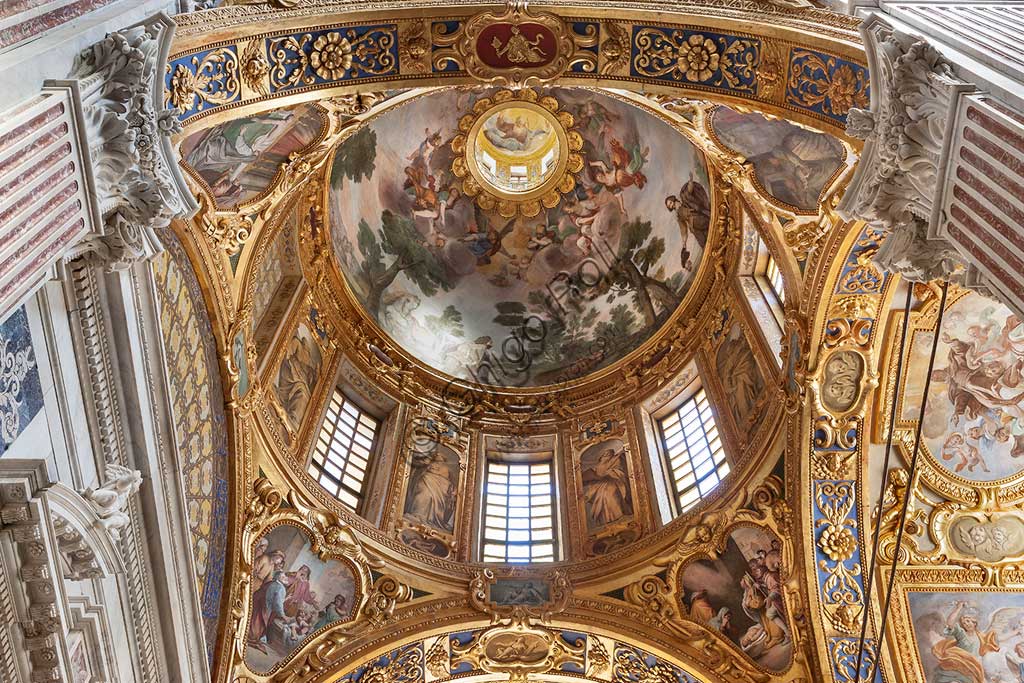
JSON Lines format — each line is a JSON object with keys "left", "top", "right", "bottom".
{"left": 68, "top": 14, "right": 196, "bottom": 271}
{"left": 837, "top": 15, "right": 974, "bottom": 283}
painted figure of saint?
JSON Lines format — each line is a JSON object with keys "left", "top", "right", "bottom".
{"left": 406, "top": 450, "right": 456, "bottom": 532}
{"left": 277, "top": 331, "right": 320, "bottom": 428}
{"left": 581, "top": 446, "right": 631, "bottom": 527}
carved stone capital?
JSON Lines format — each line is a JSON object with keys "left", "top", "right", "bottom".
{"left": 837, "top": 15, "right": 975, "bottom": 283}
{"left": 68, "top": 14, "right": 197, "bottom": 271}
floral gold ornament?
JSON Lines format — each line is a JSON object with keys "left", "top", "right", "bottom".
{"left": 818, "top": 522, "right": 857, "bottom": 562}
{"left": 450, "top": 88, "right": 583, "bottom": 218}
{"left": 786, "top": 49, "right": 869, "bottom": 121}
{"left": 633, "top": 27, "right": 760, "bottom": 93}
{"left": 267, "top": 27, "right": 397, "bottom": 92}
{"left": 310, "top": 32, "right": 354, "bottom": 80}
{"left": 166, "top": 47, "right": 240, "bottom": 115}
{"left": 677, "top": 35, "right": 720, "bottom": 82}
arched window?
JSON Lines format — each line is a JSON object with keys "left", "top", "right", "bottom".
{"left": 655, "top": 385, "right": 729, "bottom": 515}
{"left": 308, "top": 389, "right": 380, "bottom": 511}
{"left": 482, "top": 455, "right": 557, "bottom": 563}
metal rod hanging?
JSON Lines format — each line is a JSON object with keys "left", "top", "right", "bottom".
{"left": 864, "top": 280, "right": 949, "bottom": 683}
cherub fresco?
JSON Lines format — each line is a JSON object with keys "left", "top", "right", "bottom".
{"left": 910, "top": 593, "right": 1024, "bottom": 683}
{"left": 245, "top": 526, "right": 356, "bottom": 673}
{"left": 907, "top": 294, "right": 1024, "bottom": 482}
{"left": 328, "top": 87, "right": 710, "bottom": 386}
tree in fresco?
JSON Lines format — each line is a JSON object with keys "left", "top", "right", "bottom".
{"left": 356, "top": 210, "right": 450, "bottom": 316}
{"left": 425, "top": 304, "right": 465, "bottom": 339}
{"left": 595, "top": 304, "right": 638, "bottom": 348}
{"left": 331, "top": 126, "right": 378, "bottom": 188}
{"left": 609, "top": 218, "right": 684, "bottom": 326}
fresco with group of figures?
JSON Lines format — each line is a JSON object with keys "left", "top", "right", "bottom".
{"left": 710, "top": 106, "right": 845, "bottom": 213}
{"left": 328, "top": 87, "right": 711, "bottom": 387}
{"left": 180, "top": 103, "right": 325, "bottom": 208}
{"left": 678, "top": 526, "right": 790, "bottom": 671}
{"left": 245, "top": 525, "right": 358, "bottom": 673}
{"left": 900, "top": 291, "right": 1024, "bottom": 482}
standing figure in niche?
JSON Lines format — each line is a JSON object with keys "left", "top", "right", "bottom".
{"left": 581, "top": 446, "right": 631, "bottom": 527}
{"left": 277, "top": 332, "right": 319, "bottom": 428}
{"left": 406, "top": 450, "right": 456, "bottom": 532}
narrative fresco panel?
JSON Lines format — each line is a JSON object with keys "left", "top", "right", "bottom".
{"left": 909, "top": 591, "right": 1024, "bottom": 683}
{"left": 710, "top": 106, "right": 844, "bottom": 212}
{"left": 246, "top": 525, "right": 358, "bottom": 673}
{"left": 181, "top": 103, "right": 324, "bottom": 208}
{"left": 679, "top": 526, "right": 790, "bottom": 671}
{"left": 902, "top": 292, "right": 1024, "bottom": 482}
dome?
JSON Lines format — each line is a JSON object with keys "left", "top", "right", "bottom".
{"left": 327, "top": 87, "right": 712, "bottom": 387}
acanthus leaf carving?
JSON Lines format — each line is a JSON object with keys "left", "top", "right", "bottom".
{"left": 68, "top": 18, "right": 195, "bottom": 270}
{"left": 836, "top": 17, "right": 973, "bottom": 284}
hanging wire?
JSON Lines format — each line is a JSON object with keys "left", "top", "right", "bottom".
{"left": 851, "top": 285, "right": 914, "bottom": 681}
{"left": 863, "top": 280, "right": 950, "bottom": 683}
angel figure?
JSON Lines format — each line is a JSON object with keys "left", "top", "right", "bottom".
{"left": 930, "top": 601, "right": 1001, "bottom": 683}
{"left": 587, "top": 136, "right": 649, "bottom": 214}
{"left": 403, "top": 165, "right": 460, "bottom": 233}
{"left": 81, "top": 464, "right": 143, "bottom": 541}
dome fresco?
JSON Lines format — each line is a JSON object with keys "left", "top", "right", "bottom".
{"left": 328, "top": 87, "right": 711, "bottom": 387}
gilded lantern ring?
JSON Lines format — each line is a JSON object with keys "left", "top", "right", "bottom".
{"left": 451, "top": 88, "right": 583, "bottom": 218}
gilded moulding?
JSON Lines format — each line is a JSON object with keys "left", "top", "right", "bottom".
{"left": 797, "top": 217, "right": 895, "bottom": 682}
{"left": 165, "top": 4, "right": 867, "bottom": 139}
{"left": 431, "top": 2, "right": 598, "bottom": 86}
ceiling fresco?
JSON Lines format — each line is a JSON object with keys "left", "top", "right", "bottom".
{"left": 900, "top": 292, "right": 1024, "bottom": 482}
{"left": 709, "top": 106, "right": 845, "bottom": 213}
{"left": 180, "top": 103, "right": 325, "bottom": 208}
{"left": 908, "top": 590, "right": 1024, "bottom": 683}
{"left": 328, "top": 87, "right": 711, "bottom": 386}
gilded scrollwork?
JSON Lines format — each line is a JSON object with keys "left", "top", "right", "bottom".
{"left": 632, "top": 28, "right": 759, "bottom": 92}
{"left": 449, "top": 616, "right": 586, "bottom": 682}
{"left": 166, "top": 47, "right": 240, "bottom": 114}
{"left": 268, "top": 28, "right": 396, "bottom": 92}
{"left": 813, "top": 481, "right": 863, "bottom": 634}
{"left": 785, "top": 49, "right": 869, "bottom": 119}
{"left": 431, "top": 5, "right": 597, "bottom": 86}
